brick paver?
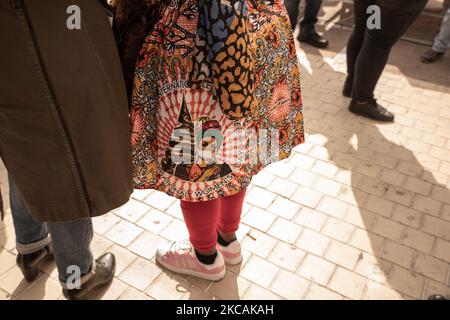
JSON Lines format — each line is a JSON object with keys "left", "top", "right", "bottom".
{"left": 1, "top": 15, "right": 450, "bottom": 300}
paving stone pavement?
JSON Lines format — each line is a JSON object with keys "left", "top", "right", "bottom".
{"left": 1, "top": 25, "right": 450, "bottom": 300}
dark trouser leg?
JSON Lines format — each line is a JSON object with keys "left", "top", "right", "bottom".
{"left": 346, "top": 0, "right": 373, "bottom": 88}
{"left": 284, "top": 0, "right": 301, "bottom": 30}
{"left": 352, "top": 0, "right": 428, "bottom": 101}
{"left": 300, "top": 0, "right": 323, "bottom": 35}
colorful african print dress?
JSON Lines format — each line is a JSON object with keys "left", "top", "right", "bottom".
{"left": 130, "top": 0, "right": 304, "bottom": 201}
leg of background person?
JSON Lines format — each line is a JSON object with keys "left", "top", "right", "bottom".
{"left": 180, "top": 199, "right": 221, "bottom": 254}
{"left": 352, "top": 0, "right": 428, "bottom": 101}
{"left": 346, "top": 0, "right": 373, "bottom": 88}
{"left": 8, "top": 175, "right": 51, "bottom": 254}
{"left": 432, "top": 6, "right": 450, "bottom": 53}
{"left": 284, "top": 0, "right": 301, "bottom": 30}
{"left": 218, "top": 189, "right": 246, "bottom": 241}
{"left": 47, "top": 219, "right": 94, "bottom": 289}
{"left": 300, "top": 0, "right": 323, "bottom": 36}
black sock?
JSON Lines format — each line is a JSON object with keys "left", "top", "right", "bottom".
{"left": 217, "top": 232, "right": 236, "bottom": 247}
{"left": 195, "top": 250, "right": 217, "bottom": 265}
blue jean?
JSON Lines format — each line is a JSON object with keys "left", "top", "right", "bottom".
{"left": 284, "top": 0, "right": 323, "bottom": 34}
{"left": 8, "top": 175, "right": 94, "bottom": 288}
{"left": 432, "top": 6, "right": 450, "bottom": 53}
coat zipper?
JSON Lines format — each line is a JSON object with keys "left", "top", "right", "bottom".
{"left": 16, "top": 0, "right": 93, "bottom": 215}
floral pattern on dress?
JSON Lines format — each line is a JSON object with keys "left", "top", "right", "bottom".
{"left": 130, "top": 0, "right": 304, "bottom": 201}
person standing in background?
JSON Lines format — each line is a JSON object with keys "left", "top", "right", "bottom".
{"left": 343, "top": 0, "right": 428, "bottom": 122}
{"left": 284, "top": 0, "right": 329, "bottom": 48}
{"left": 0, "top": 0, "right": 133, "bottom": 299}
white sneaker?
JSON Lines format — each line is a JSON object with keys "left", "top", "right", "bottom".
{"left": 216, "top": 239, "right": 243, "bottom": 265}
{"left": 156, "top": 240, "right": 226, "bottom": 281}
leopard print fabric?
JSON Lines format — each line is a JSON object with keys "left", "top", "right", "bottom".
{"left": 192, "top": 0, "right": 256, "bottom": 119}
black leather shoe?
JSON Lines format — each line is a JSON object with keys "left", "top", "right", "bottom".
{"left": 299, "top": 32, "right": 329, "bottom": 49}
{"left": 428, "top": 294, "right": 448, "bottom": 300}
{"left": 63, "top": 253, "right": 116, "bottom": 300}
{"left": 343, "top": 77, "right": 352, "bottom": 98}
{"left": 421, "top": 49, "right": 444, "bottom": 64}
{"left": 349, "top": 99, "right": 394, "bottom": 122}
{"left": 17, "top": 245, "right": 53, "bottom": 282}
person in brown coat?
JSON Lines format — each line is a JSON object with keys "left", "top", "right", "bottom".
{"left": 0, "top": 0, "right": 133, "bottom": 299}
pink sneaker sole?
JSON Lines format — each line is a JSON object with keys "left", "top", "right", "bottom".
{"left": 156, "top": 253, "right": 226, "bottom": 281}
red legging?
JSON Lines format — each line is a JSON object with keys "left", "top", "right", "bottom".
{"left": 180, "top": 189, "right": 246, "bottom": 252}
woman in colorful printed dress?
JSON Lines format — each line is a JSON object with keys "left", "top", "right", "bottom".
{"left": 123, "top": 0, "right": 305, "bottom": 281}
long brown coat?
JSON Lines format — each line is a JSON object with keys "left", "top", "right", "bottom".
{"left": 0, "top": 0, "right": 133, "bottom": 222}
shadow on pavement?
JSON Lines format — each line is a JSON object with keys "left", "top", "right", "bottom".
{"left": 297, "top": 25, "right": 450, "bottom": 298}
